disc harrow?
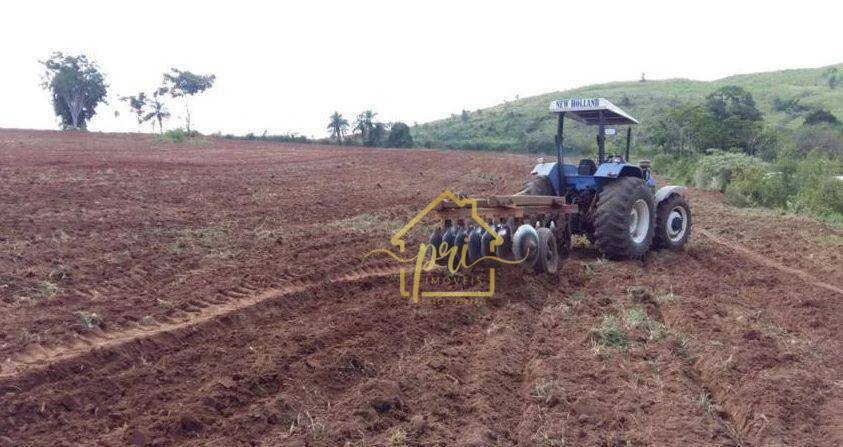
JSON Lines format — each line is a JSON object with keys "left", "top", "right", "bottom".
{"left": 428, "top": 195, "right": 577, "bottom": 273}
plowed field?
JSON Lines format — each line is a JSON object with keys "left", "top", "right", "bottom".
{"left": 1, "top": 130, "right": 841, "bottom": 446}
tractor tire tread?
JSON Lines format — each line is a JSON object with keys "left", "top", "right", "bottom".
{"left": 594, "top": 176, "right": 655, "bottom": 260}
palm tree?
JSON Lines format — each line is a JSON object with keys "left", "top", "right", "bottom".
{"left": 120, "top": 92, "right": 148, "bottom": 132}
{"left": 143, "top": 90, "right": 171, "bottom": 134}
{"left": 327, "top": 111, "right": 349, "bottom": 144}
{"left": 354, "top": 110, "right": 377, "bottom": 146}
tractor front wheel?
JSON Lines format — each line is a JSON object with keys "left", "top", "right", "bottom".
{"left": 654, "top": 194, "right": 692, "bottom": 250}
{"left": 594, "top": 177, "right": 655, "bottom": 260}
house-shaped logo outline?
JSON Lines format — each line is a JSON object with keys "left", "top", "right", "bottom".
{"left": 390, "top": 190, "right": 503, "bottom": 303}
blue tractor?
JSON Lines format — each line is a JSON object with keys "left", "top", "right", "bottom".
{"left": 432, "top": 98, "right": 691, "bottom": 273}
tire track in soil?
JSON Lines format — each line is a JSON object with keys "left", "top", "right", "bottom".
{"left": 0, "top": 274, "right": 410, "bottom": 446}
{"left": 697, "top": 228, "right": 843, "bottom": 297}
{"left": 321, "top": 268, "right": 557, "bottom": 447}
{"left": 446, "top": 273, "right": 555, "bottom": 446}
{"left": 0, "top": 261, "right": 397, "bottom": 381}
{"left": 510, "top": 260, "right": 738, "bottom": 446}
{"left": 655, "top": 243, "right": 842, "bottom": 446}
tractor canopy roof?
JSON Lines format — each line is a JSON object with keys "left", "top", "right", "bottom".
{"left": 548, "top": 98, "right": 638, "bottom": 125}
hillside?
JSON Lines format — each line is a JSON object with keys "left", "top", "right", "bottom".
{"left": 413, "top": 63, "right": 843, "bottom": 154}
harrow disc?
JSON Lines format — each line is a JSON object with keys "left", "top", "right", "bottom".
{"left": 438, "top": 225, "right": 457, "bottom": 265}
{"left": 467, "top": 226, "right": 484, "bottom": 265}
{"left": 428, "top": 227, "right": 443, "bottom": 258}
{"left": 495, "top": 220, "right": 515, "bottom": 259}
{"left": 535, "top": 227, "right": 559, "bottom": 274}
{"left": 453, "top": 226, "right": 469, "bottom": 264}
{"left": 480, "top": 227, "right": 496, "bottom": 258}
{"left": 512, "top": 224, "right": 539, "bottom": 268}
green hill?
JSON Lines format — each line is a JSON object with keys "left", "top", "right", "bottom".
{"left": 412, "top": 64, "right": 843, "bottom": 155}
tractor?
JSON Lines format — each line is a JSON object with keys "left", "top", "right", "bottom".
{"left": 430, "top": 97, "right": 691, "bottom": 273}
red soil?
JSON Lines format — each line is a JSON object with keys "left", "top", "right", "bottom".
{"left": 0, "top": 129, "right": 840, "bottom": 446}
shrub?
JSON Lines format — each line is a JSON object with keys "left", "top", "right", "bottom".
{"left": 157, "top": 128, "right": 201, "bottom": 143}
{"left": 787, "top": 125, "right": 843, "bottom": 159}
{"left": 725, "top": 171, "right": 790, "bottom": 208}
{"left": 651, "top": 152, "right": 699, "bottom": 184}
{"left": 804, "top": 109, "right": 840, "bottom": 126}
{"left": 723, "top": 150, "right": 843, "bottom": 221}
{"left": 792, "top": 150, "right": 843, "bottom": 215}
{"left": 693, "top": 150, "right": 768, "bottom": 191}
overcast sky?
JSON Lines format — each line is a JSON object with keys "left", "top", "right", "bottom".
{"left": 2, "top": 0, "right": 841, "bottom": 137}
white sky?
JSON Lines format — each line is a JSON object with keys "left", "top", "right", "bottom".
{"left": 2, "top": 0, "right": 841, "bottom": 137}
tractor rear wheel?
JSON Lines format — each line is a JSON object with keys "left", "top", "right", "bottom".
{"left": 594, "top": 177, "right": 655, "bottom": 260}
{"left": 518, "top": 175, "right": 555, "bottom": 196}
{"left": 654, "top": 194, "right": 692, "bottom": 250}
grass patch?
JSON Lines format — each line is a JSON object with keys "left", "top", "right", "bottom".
{"left": 77, "top": 311, "right": 102, "bottom": 330}
{"left": 655, "top": 290, "right": 681, "bottom": 304}
{"left": 141, "top": 315, "right": 157, "bottom": 326}
{"left": 530, "top": 379, "right": 564, "bottom": 406}
{"left": 13, "top": 280, "right": 61, "bottom": 305}
{"left": 387, "top": 427, "right": 409, "bottom": 446}
{"left": 29, "top": 280, "right": 60, "bottom": 300}
{"left": 592, "top": 315, "right": 629, "bottom": 348}
{"left": 529, "top": 430, "right": 567, "bottom": 447}
{"left": 156, "top": 128, "right": 202, "bottom": 143}
{"left": 622, "top": 307, "right": 668, "bottom": 341}
{"left": 623, "top": 308, "right": 648, "bottom": 328}
{"left": 323, "top": 213, "right": 404, "bottom": 236}
{"left": 569, "top": 291, "right": 587, "bottom": 302}
{"left": 696, "top": 392, "right": 713, "bottom": 413}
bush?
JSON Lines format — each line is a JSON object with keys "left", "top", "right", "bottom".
{"left": 722, "top": 150, "right": 843, "bottom": 222}
{"left": 157, "top": 128, "right": 201, "bottom": 143}
{"left": 792, "top": 150, "right": 843, "bottom": 215}
{"left": 804, "top": 109, "right": 840, "bottom": 126}
{"left": 725, "top": 170, "right": 791, "bottom": 208}
{"left": 651, "top": 152, "right": 699, "bottom": 184}
{"left": 693, "top": 150, "right": 768, "bottom": 191}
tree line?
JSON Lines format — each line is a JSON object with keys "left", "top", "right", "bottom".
{"left": 40, "top": 52, "right": 214, "bottom": 133}
{"left": 327, "top": 110, "right": 413, "bottom": 148}
{"left": 39, "top": 51, "right": 416, "bottom": 147}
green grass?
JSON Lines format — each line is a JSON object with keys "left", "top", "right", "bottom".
{"left": 592, "top": 315, "right": 629, "bottom": 348}
{"left": 156, "top": 128, "right": 202, "bottom": 143}
{"left": 77, "top": 311, "right": 102, "bottom": 330}
{"left": 413, "top": 63, "right": 843, "bottom": 154}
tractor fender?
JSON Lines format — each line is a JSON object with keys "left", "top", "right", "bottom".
{"left": 594, "top": 163, "right": 644, "bottom": 179}
{"left": 655, "top": 185, "right": 686, "bottom": 204}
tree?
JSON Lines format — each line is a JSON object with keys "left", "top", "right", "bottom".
{"left": 705, "top": 86, "right": 762, "bottom": 122}
{"left": 822, "top": 67, "right": 839, "bottom": 90}
{"left": 40, "top": 52, "right": 108, "bottom": 130}
{"left": 162, "top": 68, "right": 215, "bottom": 131}
{"left": 370, "top": 122, "right": 388, "bottom": 147}
{"left": 703, "top": 86, "right": 763, "bottom": 153}
{"left": 143, "top": 88, "right": 171, "bottom": 133}
{"left": 387, "top": 122, "right": 414, "bottom": 148}
{"left": 327, "top": 112, "right": 349, "bottom": 144}
{"left": 354, "top": 110, "right": 377, "bottom": 146}
{"left": 120, "top": 92, "right": 147, "bottom": 129}
{"left": 650, "top": 104, "right": 709, "bottom": 154}
{"left": 803, "top": 109, "right": 839, "bottom": 126}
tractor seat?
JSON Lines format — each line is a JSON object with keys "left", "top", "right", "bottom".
{"left": 578, "top": 159, "right": 597, "bottom": 176}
